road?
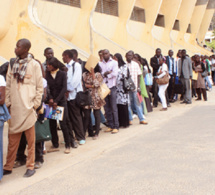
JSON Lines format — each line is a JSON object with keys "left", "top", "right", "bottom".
{"left": 1, "top": 90, "right": 215, "bottom": 195}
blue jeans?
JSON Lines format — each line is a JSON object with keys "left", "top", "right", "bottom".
{"left": 91, "top": 110, "right": 106, "bottom": 126}
{"left": 0, "top": 121, "right": 4, "bottom": 181}
{"left": 204, "top": 76, "right": 212, "bottom": 89}
{"left": 128, "top": 91, "right": 145, "bottom": 122}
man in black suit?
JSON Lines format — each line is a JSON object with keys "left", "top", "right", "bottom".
{"left": 150, "top": 48, "right": 162, "bottom": 107}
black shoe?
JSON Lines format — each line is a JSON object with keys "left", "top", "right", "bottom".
{"left": 186, "top": 102, "right": 192, "bottom": 104}
{"left": 153, "top": 105, "right": 158, "bottom": 108}
{"left": 180, "top": 101, "right": 187, "bottom": 104}
{"left": 3, "top": 170, "right": 12, "bottom": 175}
{"left": 102, "top": 122, "right": 108, "bottom": 127}
{"left": 71, "top": 141, "right": 78, "bottom": 149}
{"left": 23, "top": 169, "right": 35, "bottom": 178}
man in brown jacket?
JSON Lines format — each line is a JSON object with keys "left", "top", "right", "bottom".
{"left": 3, "top": 39, "right": 43, "bottom": 177}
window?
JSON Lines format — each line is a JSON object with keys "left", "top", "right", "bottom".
{"left": 130, "top": 6, "right": 145, "bottom": 23}
{"left": 173, "top": 20, "right": 180, "bottom": 31}
{"left": 186, "top": 24, "right": 191, "bottom": 33}
{"left": 44, "top": 0, "right": 81, "bottom": 8}
{"left": 155, "top": 14, "right": 165, "bottom": 27}
{"left": 95, "top": 0, "right": 118, "bottom": 17}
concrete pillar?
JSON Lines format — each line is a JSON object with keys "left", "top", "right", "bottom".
{"left": 112, "top": 0, "right": 136, "bottom": 48}
{"left": 189, "top": 0, "right": 209, "bottom": 45}
{"left": 140, "top": 0, "right": 163, "bottom": 45}
{"left": 197, "top": 0, "right": 215, "bottom": 44}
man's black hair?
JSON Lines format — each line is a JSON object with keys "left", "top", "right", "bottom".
{"left": 63, "top": 50, "right": 73, "bottom": 59}
{"left": 44, "top": 47, "right": 52, "bottom": 54}
{"left": 71, "top": 49, "right": 78, "bottom": 57}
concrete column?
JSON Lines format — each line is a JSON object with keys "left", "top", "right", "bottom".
{"left": 112, "top": 0, "right": 136, "bottom": 48}
{"left": 197, "top": 0, "right": 215, "bottom": 44}
{"left": 140, "top": 0, "right": 163, "bottom": 45}
{"left": 189, "top": 0, "right": 209, "bottom": 45}
{"left": 0, "top": 0, "right": 16, "bottom": 39}
{"left": 71, "top": 0, "right": 98, "bottom": 53}
{"left": 152, "top": 0, "right": 182, "bottom": 46}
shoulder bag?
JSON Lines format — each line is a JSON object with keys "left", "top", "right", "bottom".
{"left": 75, "top": 74, "right": 92, "bottom": 107}
{"left": 156, "top": 67, "right": 170, "bottom": 85}
{"left": 123, "top": 67, "right": 136, "bottom": 92}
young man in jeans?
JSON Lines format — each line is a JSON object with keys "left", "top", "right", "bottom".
{"left": 126, "top": 51, "right": 148, "bottom": 125}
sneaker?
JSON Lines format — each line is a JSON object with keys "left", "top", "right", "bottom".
{"left": 64, "top": 148, "right": 70, "bottom": 154}
{"left": 111, "top": 129, "right": 119, "bottom": 134}
{"left": 13, "top": 160, "right": 26, "bottom": 168}
{"left": 34, "top": 162, "right": 43, "bottom": 169}
{"left": 79, "top": 140, "right": 86, "bottom": 145}
{"left": 209, "top": 88, "right": 212, "bottom": 92}
{"left": 132, "top": 114, "right": 138, "bottom": 119}
{"left": 104, "top": 128, "right": 113, "bottom": 132}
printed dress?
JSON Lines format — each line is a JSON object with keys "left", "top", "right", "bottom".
{"left": 83, "top": 72, "right": 105, "bottom": 109}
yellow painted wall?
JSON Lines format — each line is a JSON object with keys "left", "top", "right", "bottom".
{"left": 0, "top": 0, "right": 214, "bottom": 64}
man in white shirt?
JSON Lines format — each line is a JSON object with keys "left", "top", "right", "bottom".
{"left": 126, "top": 51, "right": 148, "bottom": 125}
{"left": 62, "top": 50, "right": 86, "bottom": 145}
{"left": 99, "top": 49, "right": 119, "bottom": 134}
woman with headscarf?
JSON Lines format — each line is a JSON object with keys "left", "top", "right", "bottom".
{"left": 114, "top": 53, "right": 129, "bottom": 128}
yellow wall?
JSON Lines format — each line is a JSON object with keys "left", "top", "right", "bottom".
{"left": 0, "top": 0, "right": 214, "bottom": 64}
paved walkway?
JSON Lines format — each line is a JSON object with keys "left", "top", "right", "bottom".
{"left": 1, "top": 89, "right": 215, "bottom": 194}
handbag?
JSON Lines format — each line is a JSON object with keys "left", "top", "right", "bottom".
{"left": 98, "top": 83, "right": 110, "bottom": 99}
{"left": 123, "top": 67, "right": 136, "bottom": 92}
{"left": 145, "top": 73, "right": 153, "bottom": 86}
{"left": 156, "top": 67, "right": 170, "bottom": 85}
{"left": 76, "top": 90, "right": 92, "bottom": 107}
{"left": 75, "top": 78, "right": 92, "bottom": 107}
{"left": 201, "top": 70, "right": 208, "bottom": 78}
{"left": 35, "top": 119, "right": 52, "bottom": 143}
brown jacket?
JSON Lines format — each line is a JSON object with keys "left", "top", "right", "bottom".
{"left": 6, "top": 58, "right": 43, "bottom": 134}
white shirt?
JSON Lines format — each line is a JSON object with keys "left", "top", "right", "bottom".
{"left": 66, "top": 60, "right": 83, "bottom": 101}
{"left": 157, "top": 63, "right": 168, "bottom": 78}
{"left": 0, "top": 75, "right": 6, "bottom": 87}
{"left": 211, "top": 59, "right": 215, "bottom": 71}
{"left": 127, "top": 61, "right": 142, "bottom": 89}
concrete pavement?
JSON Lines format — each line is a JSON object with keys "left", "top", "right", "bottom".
{"left": 1, "top": 90, "right": 215, "bottom": 194}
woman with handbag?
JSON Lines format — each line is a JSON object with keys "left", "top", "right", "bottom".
{"left": 0, "top": 75, "right": 10, "bottom": 181}
{"left": 114, "top": 53, "right": 129, "bottom": 128}
{"left": 155, "top": 58, "right": 169, "bottom": 111}
{"left": 193, "top": 55, "right": 207, "bottom": 101}
{"left": 82, "top": 65, "right": 105, "bottom": 140}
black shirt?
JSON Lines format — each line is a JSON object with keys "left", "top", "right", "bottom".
{"left": 46, "top": 70, "right": 67, "bottom": 104}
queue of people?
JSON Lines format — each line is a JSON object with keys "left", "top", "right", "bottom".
{"left": 0, "top": 38, "right": 214, "bottom": 180}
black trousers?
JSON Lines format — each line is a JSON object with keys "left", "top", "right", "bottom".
{"left": 153, "top": 78, "right": 159, "bottom": 106}
{"left": 167, "top": 75, "right": 174, "bottom": 99}
{"left": 83, "top": 109, "right": 101, "bottom": 136}
{"left": 16, "top": 132, "right": 43, "bottom": 163}
{"left": 49, "top": 101, "right": 70, "bottom": 148}
{"left": 35, "top": 142, "right": 43, "bottom": 163}
{"left": 67, "top": 100, "right": 85, "bottom": 141}
{"left": 16, "top": 132, "right": 27, "bottom": 162}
